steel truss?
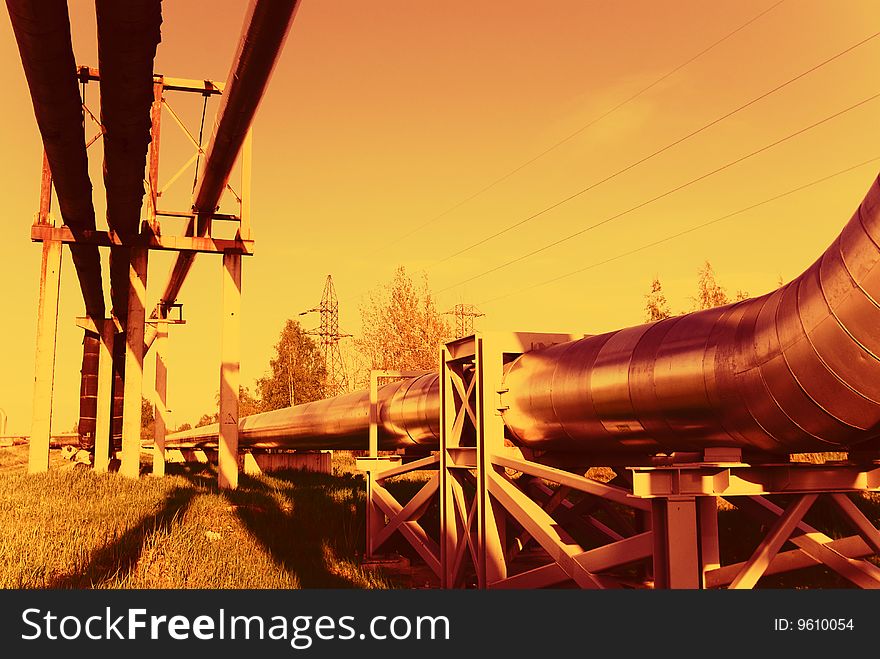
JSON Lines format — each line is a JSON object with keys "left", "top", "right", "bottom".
{"left": 358, "top": 332, "right": 880, "bottom": 589}
{"left": 29, "top": 67, "right": 252, "bottom": 489}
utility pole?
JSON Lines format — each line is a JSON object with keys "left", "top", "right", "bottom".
{"left": 301, "top": 275, "right": 351, "bottom": 398}
{"left": 444, "top": 303, "right": 485, "bottom": 338}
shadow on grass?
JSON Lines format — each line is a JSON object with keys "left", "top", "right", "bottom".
{"left": 46, "top": 485, "right": 196, "bottom": 589}
{"left": 173, "top": 463, "right": 388, "bottom": 588}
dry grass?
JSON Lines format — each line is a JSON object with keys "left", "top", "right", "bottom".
{"left": 0, "top": 445, "right": 399, "bottom": 589}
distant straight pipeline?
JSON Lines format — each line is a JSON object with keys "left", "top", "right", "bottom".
{"left": 169, "top": 174, "right": 880, "bottom": 457}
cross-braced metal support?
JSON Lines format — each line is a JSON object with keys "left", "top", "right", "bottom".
{"left": 440, "top": 333, "right": 654, "bottom": 589}
{"left": 28, "top": 68, "right": 253, "bottom": 489}
{"left": 356, "top": 370, "right": 440, "bottom": 576}
{"left": 632, "top": 461, "right": 880, "bottom": 588}
{"left": 361, "top": 331, "right": 880, "bottom": 589}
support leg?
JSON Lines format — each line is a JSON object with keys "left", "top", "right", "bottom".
{"left": 29, "top": 239, "right": 62, "bottom": 474}
{"left": 652, "top": 496, "right": 701, "bottom": 589}
{"left": 121, "top": 247, "right": 148, "bottom": 479}
{"left": 699, "top": 496, "right": 720, "bottom": 587}
{"left": 152, "top": 322, "right": 168, "bottom": 477}
{"left": 476, "top": 338, "right": 507, "bottom": 586}
{"left": 93, "top": 319, "right": 116, "bottom": 473}
{"left": 365, "top": 472, "right": 384, "bottom": 558}
{"left": 218, "top": 251, "right": 241, "bottom": 490}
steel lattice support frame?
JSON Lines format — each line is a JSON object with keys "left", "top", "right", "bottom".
{"left": 357, "top": 331, "right": 880, "bottom": 589}
{"left": 356, "top": 369, "right": 442, "bottom": 576}
{"left": 28, "top": 68, "right": 253, "bottom": 489}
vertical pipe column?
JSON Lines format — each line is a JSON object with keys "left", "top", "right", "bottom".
{"left": 218, "top": 251, "right": 241, "bottom": 489}
{"left": 368, "top": 371, "right": 379, "bottom": 457}
{"left": 476, "top": 336, "right": 507, "bottom": 586}
{"left": 94, "top": 319, "right": 116, "bottom": 473}
{"left": 699, "top": 496, "right": 721, "bottom": 587}
{"left": 652, "top": 497, "right": 701, "bottom": 588}
{"left": 28, "top": 239, "right": 62, "bottom": 474}
{"left": 152, "top": 320, "right": 168, "bottom": 477}
{"left": 121, "top": 246, "right": 148, "bottom": 478}
{"left": 365, "top": 473, "right": 384, "bottom": 559}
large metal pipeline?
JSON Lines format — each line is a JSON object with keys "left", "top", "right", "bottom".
{"left": 501, "top": 174, "right": 880, "bottom": 456}
{"left": 6, "top": 0, "right": 109, "bottom": 450}
{"left": 169, "top": 174, "right": 880, "bottom": 457}
{"left": 170, "top": 374, "right": 440, "bottom": 450}
{"left": 146, "top": 0, "right": 300, "bottom": 345}
{"left": 6, "top": 0, "right": 105, "bottom": 320}
{"left": 95, "top": 0, "right": 162, "bottom": 316}
{"left": 94, "top": 0, "right": 163, "bottom": 449}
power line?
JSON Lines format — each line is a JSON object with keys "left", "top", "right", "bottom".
{"left": 432, "top": 29, "right": 880, "bottom": 268}
{"left": 383, "top": 0, "right": 787, "bottom": 251}
{"left": 478, "top": 155, "right": 880, "bottom": 307}
{"left": 437, "top": 89, "right": 880, "bottom": 295}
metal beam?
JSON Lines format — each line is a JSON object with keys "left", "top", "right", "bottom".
{"left": 7, "top": 0, "right": 105, "bottom": 318}
{"left": 150, "top": 0, "right": 300, "bottom": 324}
{"left": 32, "top": 224, "right": 253, "bottom": 255}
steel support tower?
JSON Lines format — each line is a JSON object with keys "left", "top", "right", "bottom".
{"left": 303, "top": 275, "right": 351, "bottom": 397}
{"left": 444, "top": 303, "right": 485, "bottom": 339}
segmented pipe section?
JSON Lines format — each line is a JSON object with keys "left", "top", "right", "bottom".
{"left": 502, "top": 175, "right": 880, "bottom": 455}
{"left": 167, "top": 178, "right": 880, "bottom": 456}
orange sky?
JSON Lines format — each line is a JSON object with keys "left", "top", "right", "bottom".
{"left": 2, "top": 0, "right": 880, "bottom": 433}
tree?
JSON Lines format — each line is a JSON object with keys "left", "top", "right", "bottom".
{"left": 354, "top": 266, "right": 450, "bottom": 382}
{"left": 644, "top": 277, "right": 672, "bottom": 322}
{"left": 176, "top": 422, "right": 192, "bottom": 432}
{"left": 691, "top": 261, "right": 730, "bottom": 311}
{"left": 256, "top": 319, "right": 326, "bottom": 410}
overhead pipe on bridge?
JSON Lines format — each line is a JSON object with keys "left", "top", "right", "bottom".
{"left": 94, "top": 0, "right": 163, "bottom": 449}
{"left": 6, "top": 0, "right": 105, "bottom": 320}
{"left": 144, "top": 0, "right": 301, "bottom": 351}
{"left": 170, "top": 175, "right": 880, "bottom": 457}
{"left": 6, "top": 0, "right": 109, "bottom": 451}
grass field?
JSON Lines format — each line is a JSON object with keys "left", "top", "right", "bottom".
{"left": 0, "top": 445, "right": 404, "bottom": 589}
{"left": 1, "top": 445, "right": 877, "bottom": 589}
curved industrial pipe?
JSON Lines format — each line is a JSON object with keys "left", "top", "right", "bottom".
{"left": 151, "top": 0, "right": 300, "bottom": 328}
{"left": 6, "top": 0, "right": 105, "bottom": 320}
{"left": 501, "top": 175, "right": 880, "bottom": 455}
{"left": 6, "top": 0, "right": 112, "bottom": 451}
{"left": 169, "top": 174, "right": 880, "bottom": 457}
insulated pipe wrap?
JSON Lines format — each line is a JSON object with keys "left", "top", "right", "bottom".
{"left": 169, "top": 176, "right": 880, "bottom": 457}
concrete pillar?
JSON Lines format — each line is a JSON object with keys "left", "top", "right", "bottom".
{"left": 28, "top": 239, "right": 62, "bottom": 474}
{"left": 121, "top": 247, "right": 148, "bottom": 479}
{"left": 94, "top": 318, "right": 116, "bottom": 473}
{"left": 218, "top": 251, "right": 241, "bottom": 489}
{"left": 652, "top": 496, "right": 701, "bottom": 589}
{"left": 152, "top": 321, "right": 168, "bottom": 477}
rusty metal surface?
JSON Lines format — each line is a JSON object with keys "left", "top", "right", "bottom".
{"left": 6, "top": 0, "right": 105, "bottom": 319}
{"left": 95, "top": 0, "right": 162, "bottom": 319}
